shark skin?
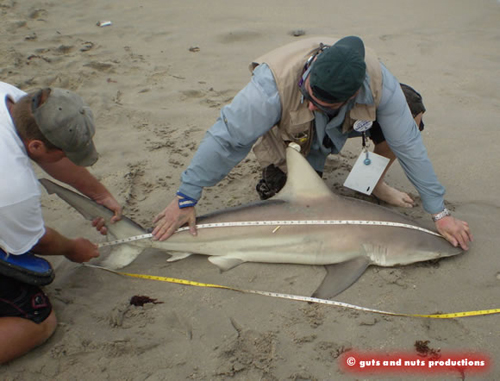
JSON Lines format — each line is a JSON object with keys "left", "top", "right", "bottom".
{"left": 39, "top": 147, "right": 462, "bottom": 298}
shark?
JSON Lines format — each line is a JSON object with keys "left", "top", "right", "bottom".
{"left": 39, "top": 146, "right": 462, "bottom": 298}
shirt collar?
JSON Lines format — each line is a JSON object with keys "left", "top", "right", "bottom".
{"left": 354, "top": 73, "right": 374, "bottom": 106}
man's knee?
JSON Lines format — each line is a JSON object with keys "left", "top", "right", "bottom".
{"left": 0, "top": 310, "right": 57, "bottom": 364}
{"left": 23, "top": 309, "right": 57, "bottom": 347}
{"left": 39, "top": 310, "right": 57, "bottom": 343}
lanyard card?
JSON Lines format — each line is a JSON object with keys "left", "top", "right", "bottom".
{"left": 343, "top": 151, "right": 389, "bottom": 195}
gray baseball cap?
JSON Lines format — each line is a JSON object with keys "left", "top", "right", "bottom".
{"left": 32, "top": 88, "right": 98, "bottom": 167}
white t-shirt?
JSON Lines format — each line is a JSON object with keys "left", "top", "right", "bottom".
{"left": 0, "top": 82, "right": 45, "bottom": 255}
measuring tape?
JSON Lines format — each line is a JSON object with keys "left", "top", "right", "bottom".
{"left": 98, "top": 233, "right": 153, "bottom": 248}
{"left": 86, "top": 264, "right": 500, "bottom": 319}
{"left": 91, "top": 220, "right": 497, "bottom": 318}
{"left": 97, "top": 219, "right": 442, "bottom": 248}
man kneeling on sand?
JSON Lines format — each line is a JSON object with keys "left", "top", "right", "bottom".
{"left": 0, "top": 82, "right": 121, "bottom": 363}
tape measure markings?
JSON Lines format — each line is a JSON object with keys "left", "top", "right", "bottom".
{"left": 98, "top": 233, "right": 153, "bottom": 248}
{"left": 85, "top": 265, "right": 500, "bottom": 319}
{"left": 97, "top": 219, "right": 442, "bottom": 248}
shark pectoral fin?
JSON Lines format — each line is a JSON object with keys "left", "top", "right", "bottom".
{"left": 312, "top": 257, "right": 371, "bottom": 300}
{"left": 166, "top": 252, "right": 193, "bottom": 262}
{"left": 208, "top": 256, "right": 245, "bottom": 272}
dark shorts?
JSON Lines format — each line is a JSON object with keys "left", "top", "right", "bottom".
{"left": 367, "top": 117, "right": 424, "bottom": 146}
{"left": 0, "top": 276, "right": 53, "bottom": 324}
{"left": 367, "top": 83, "right": 426, "bottom": 145}
{"left": 368, "top": 121, "right": 385, "bottom": 145}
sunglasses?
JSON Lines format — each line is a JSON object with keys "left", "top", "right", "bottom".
{"left": 299, "top": 64, "right": 347, "bottom": 116}
{"left": 299, "top": 78, "right": 346, "bottom": 115}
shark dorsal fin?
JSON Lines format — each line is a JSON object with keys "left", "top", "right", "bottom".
{"left": 274, "top": 146, "right": 338, "bottom": 202}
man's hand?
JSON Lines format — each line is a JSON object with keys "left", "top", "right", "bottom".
{"left": 435, "top": 216, "right": 473, "bottom": 251}
{"left": 38, "top": 158, "right": 123, "bottom": 235}
{"left": 64, "top": 237, "right": 100, "bottom": 263}
{"left": 91, "top": 194, "right": 122, "bottom": 235}
{"left": 152, "top": 199, "right": 197, "bottom": 241}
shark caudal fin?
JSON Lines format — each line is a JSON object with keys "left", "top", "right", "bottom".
{"left": 40, "top": 178, "right": 116, "bottom": 223}
{"left": 274, "top": 146, "right": 338, "bottom": 202}
{"left": 39, "top": 178, "right": 148, "bottom": 269}
{"left": 40, "top": 178, "right": 146, "bottom": 235}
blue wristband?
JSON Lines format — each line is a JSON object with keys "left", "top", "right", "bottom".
{"left": 176, "top": 191, "right": 198, "bottom": 209}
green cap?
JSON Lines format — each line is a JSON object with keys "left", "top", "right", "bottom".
{"left": 309, "top": 36, "right": 366, "bottom": 103}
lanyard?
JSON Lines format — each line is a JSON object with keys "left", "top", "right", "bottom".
{"left": 354, "top": 120, "right": 373, "bottom": 165}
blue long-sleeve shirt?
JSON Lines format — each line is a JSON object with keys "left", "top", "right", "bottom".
{"left": 178, "top": 63, "right": 446, "bottom": 214}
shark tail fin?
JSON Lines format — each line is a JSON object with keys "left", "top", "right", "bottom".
{"left": 39, "top": 178, "right": 149, "bottom": 269}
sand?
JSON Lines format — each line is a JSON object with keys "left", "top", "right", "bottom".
{"left": 1, "top": 0, "right": 500, "bottom": 379}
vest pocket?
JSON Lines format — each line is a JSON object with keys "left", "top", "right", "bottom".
{"left": 286, "top": 110, "right": 314, "bottom": 153}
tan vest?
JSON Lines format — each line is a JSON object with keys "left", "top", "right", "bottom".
{"left": 250, "top": 36, "right": 383, "bottom": 172}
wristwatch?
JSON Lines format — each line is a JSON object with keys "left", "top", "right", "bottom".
{"left": 432, "top": 208, "right": 451, "bottom": 222}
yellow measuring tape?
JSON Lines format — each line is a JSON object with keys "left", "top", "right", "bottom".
{"left": 87, "top": 265, "right": 500, "bottom": 319}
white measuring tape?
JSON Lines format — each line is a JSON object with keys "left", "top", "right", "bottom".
{"left": 90, "top": 222, "right": 500, "bottom": 319}
{"left": 97, "top": 219, "right": 442, "bottom": 248}
{"left": 86, "top": 264, "right": 500, "bottom": 319}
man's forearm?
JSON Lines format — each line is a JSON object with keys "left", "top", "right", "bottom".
{"left": 31, "top": 227, "right": 75, "bottom": 257}
{"left": 38, "top": 157, "right": 111, "bottom": 200}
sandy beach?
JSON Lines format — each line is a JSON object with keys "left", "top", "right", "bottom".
{"left": 1, "top": 0, "right": 500, "bottom": 379}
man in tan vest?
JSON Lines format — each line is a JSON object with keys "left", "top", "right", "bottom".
{"left": 153, "top": 36, "right": 472, "bottom": 251}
